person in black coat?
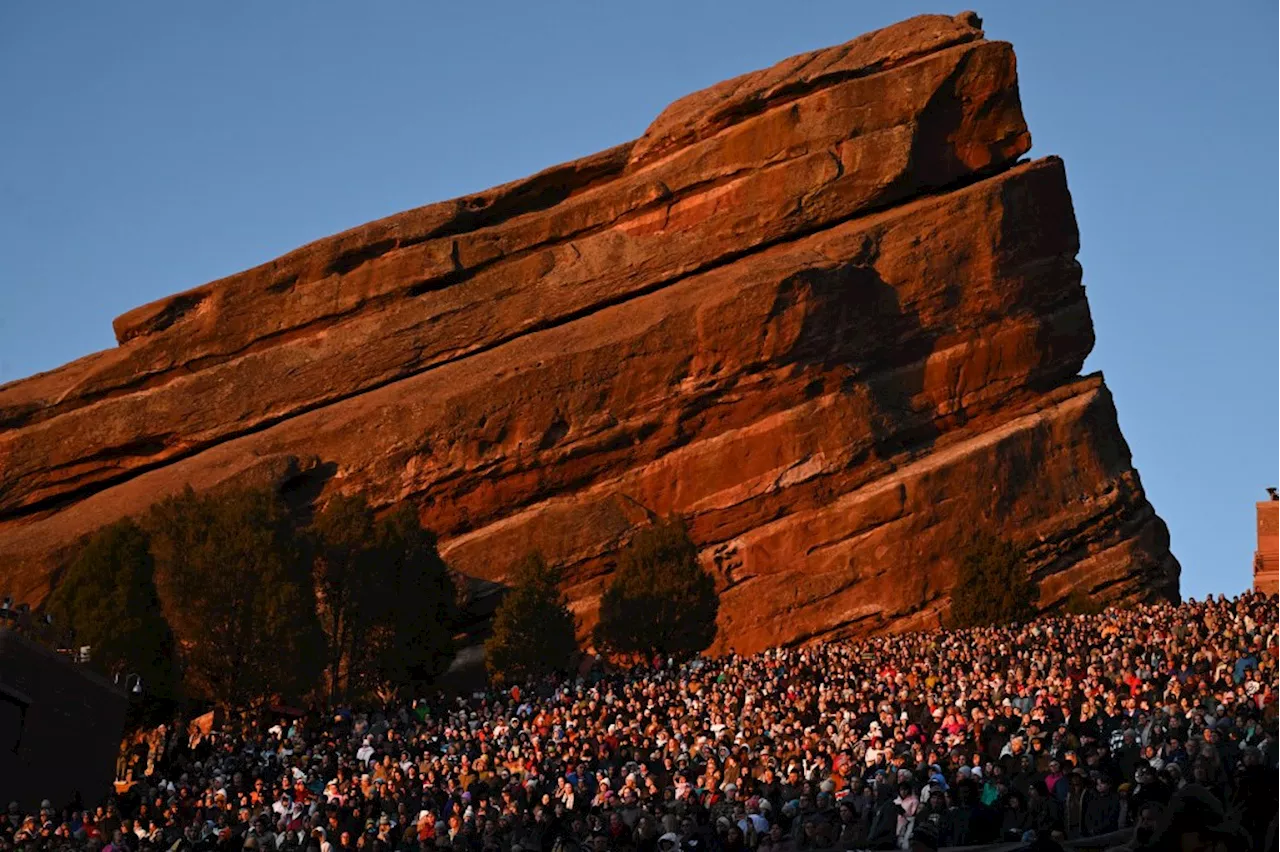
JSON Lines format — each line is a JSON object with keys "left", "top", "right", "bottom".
{"left": 1128, "top": 764, "right": 1170, "bottom": 817}
{"left": 998, "top": 791, "right": 1033, "bottom": 842}
{"left": 863, "top": 782, "right": 899, "bottom": 850}
{"left": 1083, "top": 776, "right": 1120, "bottom": 838}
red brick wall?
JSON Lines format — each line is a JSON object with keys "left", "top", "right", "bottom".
{"left": 1254, "top": 500, "right": 1278, "bottom": 596}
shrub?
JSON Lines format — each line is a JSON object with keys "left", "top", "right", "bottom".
{"left": 593, "top": 516, "right": 719, "bottom": 659}
{"left": 486, "top": 552, "right": 578, "bottom": 685}
{"left": 947, "top": 534, "right": 1037, "bottom": 629}
{"left": 1063, "top": 589, "right": 1105, "bottom": 616}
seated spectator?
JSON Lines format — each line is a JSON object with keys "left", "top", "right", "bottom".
{"left": 6, "top": 593, "right": 1275, "bottom": 852}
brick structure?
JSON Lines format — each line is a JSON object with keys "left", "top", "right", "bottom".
{"left": 0, "top": 628, "right": 128, "bottom": 810}
{"left": 1254, "top": 489, "right": 1279, "bottom": 596}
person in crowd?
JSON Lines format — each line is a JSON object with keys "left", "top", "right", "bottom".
{"left": 7, "top": 593, "right": 1275, "bottom": 852}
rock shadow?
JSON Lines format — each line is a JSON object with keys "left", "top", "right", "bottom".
{"left": 778, "top": 261, "right": 945, "bottom": 459}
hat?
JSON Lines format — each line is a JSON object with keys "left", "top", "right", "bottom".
{"left": 658, "top": 833, "right": 681, "bottom": 847}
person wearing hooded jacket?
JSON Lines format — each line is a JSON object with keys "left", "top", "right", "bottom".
{"left": 863, "top": 780, "right": 900, "bottom": 850}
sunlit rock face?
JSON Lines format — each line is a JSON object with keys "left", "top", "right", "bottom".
{"left": 0, "top": 12, "right": 1178, "bottom": 653}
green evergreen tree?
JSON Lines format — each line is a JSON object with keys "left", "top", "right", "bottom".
{"left": 1062, "top": 589, "right": 1105, "bottom": 616}
{"left": 147, "top": 486, "right": 325, "bottom": 707}
{"left": 947, "top": 534, "right": 1038, "bottom": 629}
{"left": 310, "top": 494, "right": 380, "bottom": 703}
{"left": 593, "top": 516, "right": 719, "bottom": 659}
{"left": 46, "top": 518, "right": 179, "bottom": 703}
{"left": 485, "top": 552, "right": 578, "bottom": 684}
{"left": 360, "top": 504, "right": 458, "bottom": 697}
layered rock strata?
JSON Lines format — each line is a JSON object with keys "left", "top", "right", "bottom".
{"left": 0, "top": 12, "right": 1179, "bottom": 653}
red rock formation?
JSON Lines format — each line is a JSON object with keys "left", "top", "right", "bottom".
{"left": 0, "top": 12, "right": 1178, "bottom": 653}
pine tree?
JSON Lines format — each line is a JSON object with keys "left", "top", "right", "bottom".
{"left": 361, "top": 504, "right": 458, "bottom": 697}
{"left": 593, "top": 516, "right": 719, "bottom": 659}
{"left": 486, "top": 552, "right": 578, "bottom": 684}
{"left": 147, "top": 487, "right": 325, "bottom": 707}
{"left": 46, "top": 518, "right": 179, "bottom": 703}
{"left": 947, "top": 534, "right": 1038, "bottom": 629}
{"left": 311, "top": 493, "right": 380, "bottom": 702}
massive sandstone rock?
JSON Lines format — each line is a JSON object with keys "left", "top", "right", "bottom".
{"left": 0, "top": 12, "right": 1178, "bottom": 653}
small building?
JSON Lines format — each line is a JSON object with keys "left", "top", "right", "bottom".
{"left": 0, "top": 628, "right": 128, "bottom": 810}
{"left": 1254, "top": 488, "right": 1278, "bottom": 596}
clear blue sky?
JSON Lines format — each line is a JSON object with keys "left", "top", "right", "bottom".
{"left": 1, "top": 3, "right": 1275, "bottom": 599}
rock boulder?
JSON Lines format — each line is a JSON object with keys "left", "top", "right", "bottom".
{"left": 0, "top": 12, "right": 1178, "bottom": 653}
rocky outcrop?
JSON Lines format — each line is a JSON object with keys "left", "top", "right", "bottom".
{"left": 0, "top": 12, "right": 1178, "bottom": 653}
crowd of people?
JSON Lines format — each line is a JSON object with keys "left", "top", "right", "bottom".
{"left": 7, "top": 592, "right": 1277, "bottom": 852}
